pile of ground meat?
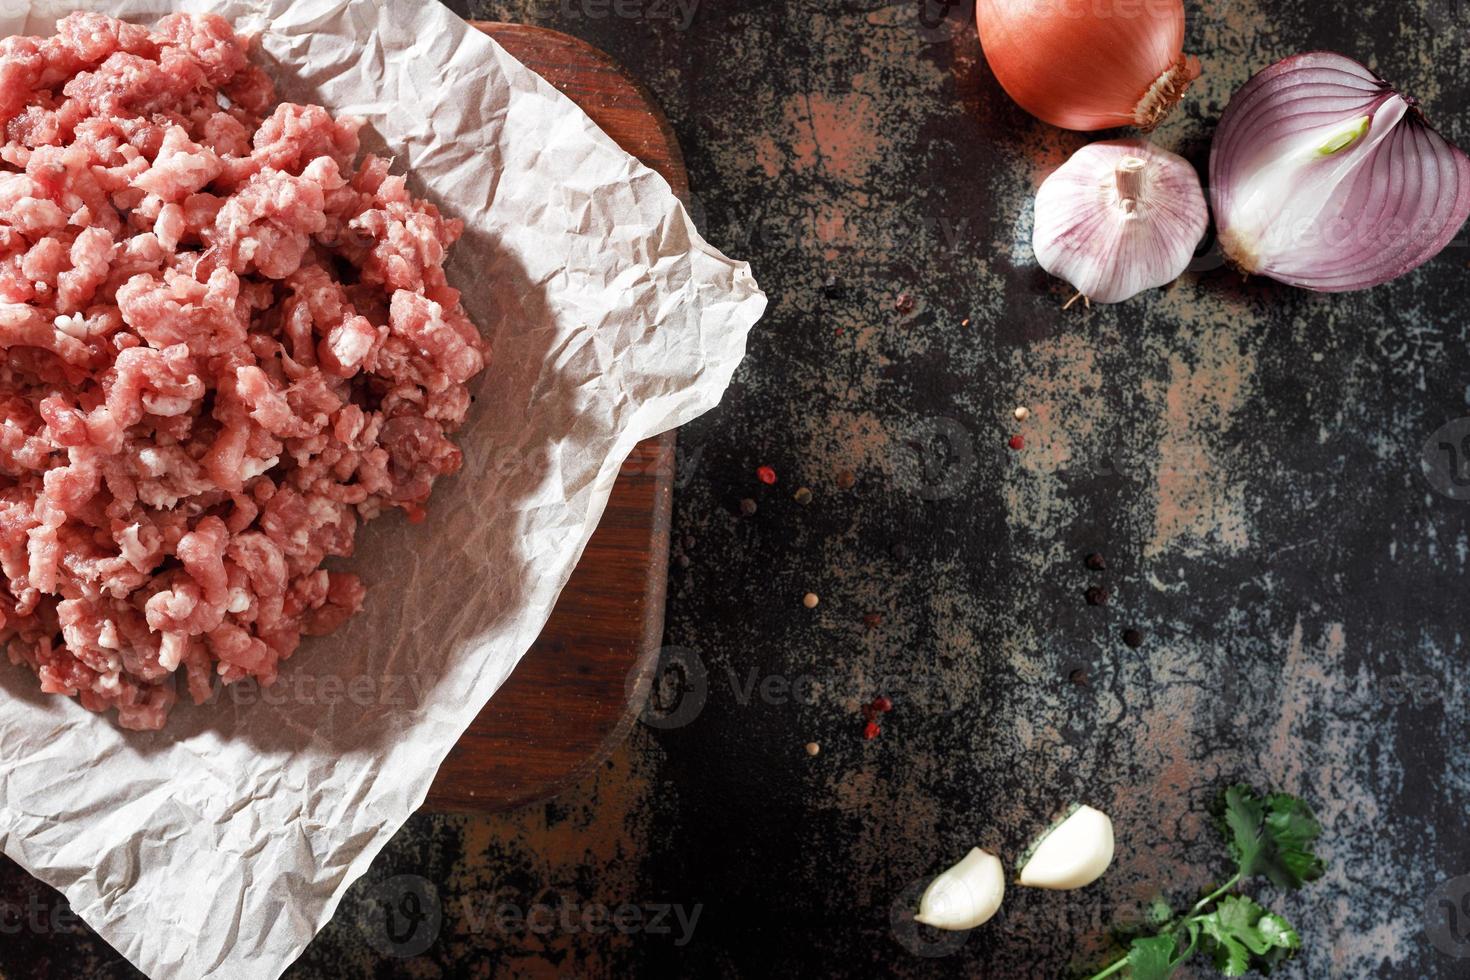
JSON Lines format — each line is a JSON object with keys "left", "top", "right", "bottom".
{"left": 0, "top": 13, "right": 488, "bottom": 730}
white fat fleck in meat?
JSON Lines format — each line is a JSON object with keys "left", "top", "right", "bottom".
{"left": 98, "top": 620, "right": 120, "bottom": 650}
{"left": 137, "top": 448, "right": 167, "bottom": 476}
{"left": 239, "top": 455, "right": 279, "bottom": 480}
{"left": 158, "top": 632, "right": 188, "bottom": 672}
{"left": 307, "top": 497, "right": 340, "bottom": 524}
{"left": 136, "top": 487, "right": 184, "bottom": 509}
{"left": 116, "top": 520, "right": 152, "bottom": 567}
{"left": 141, "top": 392, "right": 195, "bottom": 416}
{"left": 53, "top": 312, "right": 88, "bottom": 337}
{"left": 332, "top": 326, "right": 373, "bottom": 363}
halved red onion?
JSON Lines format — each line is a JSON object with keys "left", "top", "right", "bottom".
{"left": 1210, "top": 52, "right": 1470, "bottom": 292}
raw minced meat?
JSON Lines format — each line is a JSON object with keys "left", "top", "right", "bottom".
{"left": 0, "top": 13, "right": 488, "bottom": 730}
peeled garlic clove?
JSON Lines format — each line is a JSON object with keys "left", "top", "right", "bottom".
{"left": 1017, "top": 805, "right": 1114, "bottom": 890}
{"left": 915, "top": 848, "right": 1006, "bottom": 930}
{"left": 1032, "top": 139, "right": 1207, "bottom": 304}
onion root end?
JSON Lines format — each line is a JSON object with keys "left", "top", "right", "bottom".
{"left": 1133, "top": 54, "right": 1201, "bottom": 131}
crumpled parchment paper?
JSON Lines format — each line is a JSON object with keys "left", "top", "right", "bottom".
{"left": 0, "top": 1, "right": 765, "bottom": 976}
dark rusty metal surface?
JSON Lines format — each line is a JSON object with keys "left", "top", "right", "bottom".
{"left": 5, "top": 1, "right": 1470, "bottom": 977}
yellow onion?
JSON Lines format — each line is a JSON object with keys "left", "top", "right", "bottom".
{"left": 975, "top": 0, "right": 1201, "bottom": 131}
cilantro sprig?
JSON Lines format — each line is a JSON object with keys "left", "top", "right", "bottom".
{"left": 1086, "top": 785, "right": 1325, "bottom": 980}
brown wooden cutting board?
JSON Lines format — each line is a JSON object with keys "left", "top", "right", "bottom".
{"left": 423, "top": 22, "right": 685, "bottom": 812}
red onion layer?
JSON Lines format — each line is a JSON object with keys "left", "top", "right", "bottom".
{"left": 1210, "top": 52, "right": 1470, "bottom": 292}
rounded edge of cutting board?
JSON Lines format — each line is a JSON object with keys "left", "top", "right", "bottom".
{"left": 423, "top": 22, "right": 685, "bottom": 813}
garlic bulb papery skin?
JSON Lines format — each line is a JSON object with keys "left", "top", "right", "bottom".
{"left": 1017, "top": 805, "right": 1115, "bottom": 890}
{"left": 915, "top": 848, "right": 1006, "bottom": 931}
{"left": 1210, "top": 52, "right": 1470, "bottom": 292}
{"left": 1032, "top": 139, "right": 1207, "bottom": 304}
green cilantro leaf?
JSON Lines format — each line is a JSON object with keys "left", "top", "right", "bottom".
{"left": 1125, "top": 933, "right": 1187, "bottom": 980}
{"left": 1256, "top": 911, "right": 1301, "bottom": 952}
{"left": 1221, "top": 785, "right": 1267, "bottom": 878}
{"left": 1204, "top": 931, "right": 1252, "bottom": 976}
{"left": 1088, "top": 786, "right": 1324, "bottom": 980}
{"left": 1263, "top": 794, "right": 1327, "bottom": 888}
{"left": 1213, "top": 896, "right": 1297, "bottom": 954}
{"left": 1200, "top": 907, "right": 1251, "bottom": 975}
{"left": 1218, "top": 785, "right": 1325, "bottom": 890}
{"left": 1198, "top": 896, "right": 1302, "bottom": 977}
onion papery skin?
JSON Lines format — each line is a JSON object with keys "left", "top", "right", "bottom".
{"left": 1032, "top": 139, "right": 1208, "bottom": 304}
{"left": 1210, "top": 52, "right": 1470, "bottom": 292}
{"left": 975, "top": 0, "right": 1200, "bottom": 131}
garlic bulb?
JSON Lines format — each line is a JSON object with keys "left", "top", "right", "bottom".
{"left": 1032, "top": 139, "right": 1207, "bottom": 304}
{"left": 915, "top": 848, "right": 1006, "bottom": 931}
{"left": 1017, "top": 805, "right": 1115, "bottom": 890}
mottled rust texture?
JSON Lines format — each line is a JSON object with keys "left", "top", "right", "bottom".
{"left": 5, "top": 0, "right": 1470, "bottom": 977}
